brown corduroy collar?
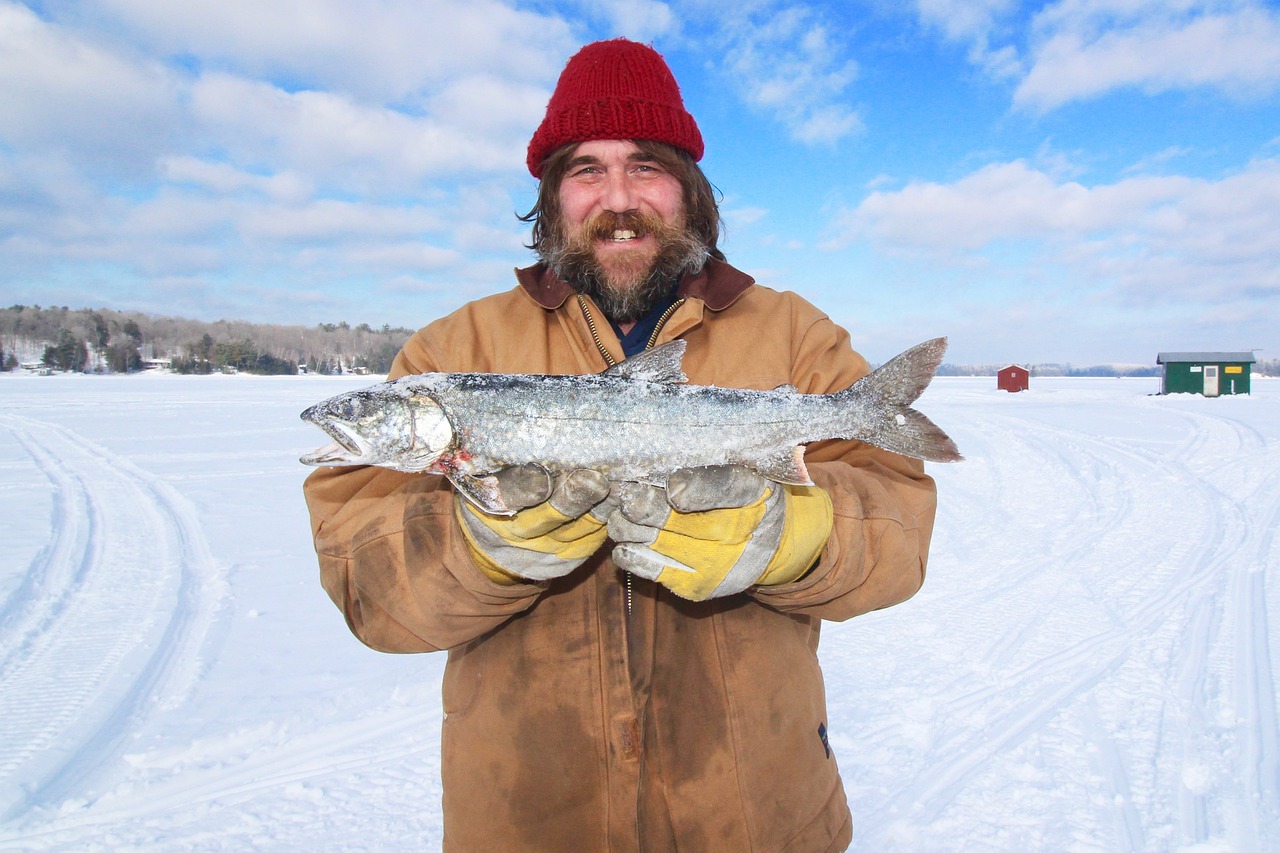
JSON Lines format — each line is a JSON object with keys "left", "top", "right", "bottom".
{"left": 515, "top": 257, "right": 756, "bottom": 312}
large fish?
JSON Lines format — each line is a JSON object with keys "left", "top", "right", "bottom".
{"left": 300, "top": 337, "right": 961, "bottom": 515}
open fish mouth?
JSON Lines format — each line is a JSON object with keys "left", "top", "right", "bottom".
{"left": 300, "top": 409, "right": 366, "bottom": 464}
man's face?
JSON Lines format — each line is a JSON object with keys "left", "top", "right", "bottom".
{"left": 549, "top": 140, "right": 704, "bottom": 321}
{"left": 558, "top": 139, "right": 685, "bottom": 270}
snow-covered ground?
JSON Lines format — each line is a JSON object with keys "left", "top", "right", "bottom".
{"left": 1, "top": 372, "right": 1276, "bottom": 851}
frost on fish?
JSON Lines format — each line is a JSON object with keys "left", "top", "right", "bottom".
{"left": 300, "top": 337, "right": 962, "bottom": 514}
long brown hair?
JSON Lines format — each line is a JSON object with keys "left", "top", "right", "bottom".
{"left": 520, "top": 140, "right": 725, "bottom": 261}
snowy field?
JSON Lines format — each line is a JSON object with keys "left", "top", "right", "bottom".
{"left": 0, "top": 371, "right": 1277, "bottom": 852}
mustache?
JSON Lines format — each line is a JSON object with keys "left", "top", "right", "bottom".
{"left": 573, "top": 210, "right": 676, "bottom": 243}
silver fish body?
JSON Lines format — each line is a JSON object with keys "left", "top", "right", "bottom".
{"left": 300, "top": 337, "right": 961, "bottom": 514}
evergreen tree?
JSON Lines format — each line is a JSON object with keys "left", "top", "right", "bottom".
{"left": 106, "top": 343, "right": 143, "bottom": 373}
{"left": 42, "top": 329, "right": 88, "bottom": 371}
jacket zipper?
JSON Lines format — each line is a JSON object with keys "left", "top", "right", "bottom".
{"left": 577, "top": 294, "right": 685, "bottom": 368}
{"left": 577, "top": 293, "right": 685, "bottom": 615}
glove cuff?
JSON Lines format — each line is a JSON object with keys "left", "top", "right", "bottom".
{"left": 455, "top": 499, "right": 535, "bottom": 585}
{"left": 754, "top": 485, "right": 833, "bottom": 587}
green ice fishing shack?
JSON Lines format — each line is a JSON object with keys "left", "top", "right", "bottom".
{"left": 1155, "top": 351, "right": 1255, "bottom": 396}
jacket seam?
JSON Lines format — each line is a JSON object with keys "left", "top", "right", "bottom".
{"left": 712, "top": 606, "right": 758, "bottom": 850}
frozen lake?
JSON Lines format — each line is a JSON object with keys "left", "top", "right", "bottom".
{"left": 1, "top": 371, "right": 1277, "bottom": 851}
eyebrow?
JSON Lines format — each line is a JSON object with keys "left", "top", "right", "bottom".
{"left": 566, "top": 150, "right": 661, "bottom": 170}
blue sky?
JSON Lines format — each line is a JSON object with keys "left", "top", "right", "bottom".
{"left": 2, "top": 0, "right": 1278, "bottom": 365}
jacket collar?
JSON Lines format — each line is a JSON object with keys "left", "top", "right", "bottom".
{"left": 515, "top": 257, "right": 755, "bottom": 312}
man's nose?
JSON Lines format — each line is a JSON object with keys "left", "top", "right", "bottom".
{"left": 601, "top": 171, "right": 639, "bottom": 213}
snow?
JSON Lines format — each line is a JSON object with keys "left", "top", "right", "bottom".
{"left": 1, "top": 372, "right": 1277, "bottom": 851}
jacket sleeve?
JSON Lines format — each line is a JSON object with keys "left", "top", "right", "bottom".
{"left": 751, "top": 316, "right": 939, "bottom": 620}
{"left": 302, "top": 331, "right": 545, "bottom": 653}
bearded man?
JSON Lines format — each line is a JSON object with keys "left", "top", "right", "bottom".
{"left": 303, "top": 38, "right": 938, "bottom": 853}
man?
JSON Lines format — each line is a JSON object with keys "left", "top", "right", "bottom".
{"left": 304, "top": 38, "right": 937, "bottom": 852}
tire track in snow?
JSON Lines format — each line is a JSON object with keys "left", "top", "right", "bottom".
{"left": 857, "top": 396, "right": 1271, "bottom": 847}
{"left": 1162, "top": 406, "right": 1280, "bottom": 843}
{"left": 1007, "top": 407, "right": 1262, "bottom": 847}
{"left": 0, "top": 424, "right": 94, "bottom": 684}
{"left": 1231, "top": 465, "right": 1280, "bottom": 845}
{"left": 0, "top": 415, "right": 225, "bottom": 820}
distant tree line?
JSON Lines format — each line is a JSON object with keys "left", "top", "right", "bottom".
{"left": 0, "top": 305, "right": 414, "bottom": 376}
{"left": 3, "top": 304, "right": 1275, "bottom": 379}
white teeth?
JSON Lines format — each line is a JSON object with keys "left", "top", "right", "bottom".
{"left": 611, "top": 230, "right": 637, "bottom": 241}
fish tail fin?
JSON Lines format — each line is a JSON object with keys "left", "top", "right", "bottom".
{"left": 842, "top": 337, "right": 963, "bottom": 462}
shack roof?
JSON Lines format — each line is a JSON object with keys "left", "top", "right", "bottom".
{"left": 1156, "top": 352, "right": 1256, "bottom": 364}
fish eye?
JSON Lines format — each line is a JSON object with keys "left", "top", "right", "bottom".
{"left": 337, "top": 398, "right": 363, "bottom": 420}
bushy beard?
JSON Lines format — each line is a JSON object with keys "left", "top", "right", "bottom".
{"left": 542, "top": 210, "right": 709, "bottom": 323}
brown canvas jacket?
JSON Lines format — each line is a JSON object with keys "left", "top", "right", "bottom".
{"left": 302, "top": 259, "right": 938, "bottom": 852}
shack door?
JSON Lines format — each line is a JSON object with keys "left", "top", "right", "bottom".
{"left": 1203, "top": 365, "right": 1219, "bottom": 397}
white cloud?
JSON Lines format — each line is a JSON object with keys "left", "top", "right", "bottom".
{"left": 714, "top": 6, "right": 862, "bottom": 144}
{"left": 915, "top": 0, "right": 1017, "bottom": 42}
{"left": 911, "top": 0, "right": 1280, "bottom": 110}
{"left": 586, "top": 0, "right": 677, "bottom": 42}
{"left": 321, "top": 242, "right": 461, "bottom": 272}
{"left": 914, "top": 0, "right": 1022, "bottom": 75}
{"left": 0, "top": 2, "right": 183, "bottom": 172}
{"left": 160, "top": 156, "right": 314, "bottom": 203}
{"left": 238, "top": 200, "right": 444, "bottom": 244}
{"left": 188, "top": 73, "right": 525, "bottom": 190}
{"left": 825, "top": 157, "right": 1280, "bottom": 305}
{"left": 1016, "top": 2, "right": 1280, "bottom": 110}
{"left": 425, "top": 75, "right": 551, "bottom": 139}
{"left": 65, "top": 0, "right": 575, "bottom": 103}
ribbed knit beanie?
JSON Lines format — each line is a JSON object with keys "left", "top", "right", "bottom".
{"left": 526, "top": 39, "right": 704, "bottom": 178}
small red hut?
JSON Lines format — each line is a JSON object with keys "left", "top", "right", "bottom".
{"left": 998, "top": 364, "right": 1029, "bottom": 393}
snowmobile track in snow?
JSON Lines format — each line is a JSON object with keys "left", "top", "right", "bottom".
{"left": 0, "top": 415, "right": 226, "bottom": 820}
{"left": 846, "top": 389, "right": 1280, "bottom": 850}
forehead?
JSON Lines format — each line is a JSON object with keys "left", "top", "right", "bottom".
{"left": 568, "top": 139, "right": 648, "bottom": 163}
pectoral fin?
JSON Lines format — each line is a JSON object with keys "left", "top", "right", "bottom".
{"left": 752, "top": 446, "right": 812, "bottom": 486}
{"left": 450, "top": 472, "right": 513, "bottom": 516}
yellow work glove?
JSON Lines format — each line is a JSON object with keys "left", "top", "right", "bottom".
{"left": 608, "top": 465, "right": 833, "bottom": 601}
{"left": 455, "top": 464, "right": 612, "bottom": 585}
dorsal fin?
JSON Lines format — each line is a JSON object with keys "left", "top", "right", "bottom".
{"left": 604, "top": 340, "right": 688, "bottom": 384}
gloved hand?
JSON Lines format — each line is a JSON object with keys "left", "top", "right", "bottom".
{"left": 608, "top": 465, "right": 833, "bottom": 601}
{"left": 455, "top": 464, "right": 612, "bottom": 585}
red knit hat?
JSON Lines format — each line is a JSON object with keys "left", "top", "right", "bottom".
{"left": 526, "top": 39, "right": 704, "bottom": 178}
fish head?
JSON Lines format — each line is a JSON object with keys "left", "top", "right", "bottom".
{"left": 299, "top": 384, "right": 454, "bottom": 472}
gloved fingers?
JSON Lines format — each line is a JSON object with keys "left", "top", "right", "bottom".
{"left": 490, "top": 469, "right": 609, "bottom": 540}
{"left": 612, "top": 479, "right": 771, "bottom": 545}
{"left": 610, "top": 483, "right": 833, "bottom": 599}
{"left": 611, "top": 542, "right": 692, "bottom": 583}
{"left": 490, "top": 463, "right": 552, "bottom": 511}
{"left": 587, "top": 488, "right": 620, "bottom": 524}
{"left": 612, "top": 541, "right": 761, "bottom": 602}
{"left": 615, "top": 481, "right": 671, "bottom": 527}
{"left": 606, "top": 505, "right": 661, "bottom": 547}
{"left": 609, "top": 487, "right": 786, "bottom": 600}
{"left": 547, "top": 469, "right": 611, "bottom": 518}
{"left": 455, "top": 492, "right": 609, "bottom": 583}
{"left": 666, "top": 465, "right": 768, "bottom": 512}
